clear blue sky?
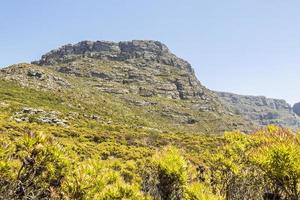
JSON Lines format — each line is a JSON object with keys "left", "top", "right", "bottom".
{"left": 1, "top": 0, "right": 300, "bottom": 104}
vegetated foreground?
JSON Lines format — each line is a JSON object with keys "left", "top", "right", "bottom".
{"left": 1, "top": 112, "right": 300, "bottom": 200}
{"left": 0, "top": 81, "right": 299, "bottom": 199}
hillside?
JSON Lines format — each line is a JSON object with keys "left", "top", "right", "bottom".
{"left": 1, "top": 40, "right": 300, "bottom": 200}
{"left": 217, "top": 91, "right": 300, "bottom": 130}
{"left": 0, "top": 40, "right": 253, "bottom": 134}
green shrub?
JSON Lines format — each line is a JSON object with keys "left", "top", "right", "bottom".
{"left": 185, "top": 182, "right": 222, "bottom": 200}
{"left": 0, "top": 132, "right": 68, "bottom": 199}
{"left": 251, "top": 126, "right": 300, "bottom": 199}
{"left": 62, "top": 159, "right": 148, "bottom": 200}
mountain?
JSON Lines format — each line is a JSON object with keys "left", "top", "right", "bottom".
{"left": 2, "top": 40, "right": 300, "bottom": 200}
{"left": 216, "top": 91, "right": 300, "bottom": 130}
{"left": 0, "top": 40, "right": 253, "bottom": 134}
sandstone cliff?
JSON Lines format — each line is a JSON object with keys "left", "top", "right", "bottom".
{"left": 217, "top": 91, "right": 300, "bottom": 130}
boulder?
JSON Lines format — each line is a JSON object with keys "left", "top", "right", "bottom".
{"left": 293, "top": 102, "right": 300, "bottom": 116}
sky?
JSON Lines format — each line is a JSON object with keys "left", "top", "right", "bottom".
{"left": 1, "top": 0, "right": 300, "bottom": 104}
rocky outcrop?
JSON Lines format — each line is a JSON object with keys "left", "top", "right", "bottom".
{"left": 33, "top": 40, "right": 219, "bottom": 106}
{"left": 293, "top": 102, "right": 300, "bottom": 117}
{"left": 216, "top": 92, "right": 300, "bottom": 130}
{"left": 33, "top": 40, "right": 193, "bottom": 73}
{"left": 0, "top": 63, "right": 70, "bottom": 90}
{"left": 13, "top": 107, "right": 68, "bottom": 127}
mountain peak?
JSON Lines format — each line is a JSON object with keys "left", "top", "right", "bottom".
{"left": 30, "top": 40, "right": 206, "bottom": 101}
{"left": 33, "top": 40, "right": 193, "bottom": 73}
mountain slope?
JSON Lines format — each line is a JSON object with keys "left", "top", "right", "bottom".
{"left": 0, "top": 40, "right": 253, "bottom": 134}
{"left": 2, "top": 40, "right": 300, "bottom": 200}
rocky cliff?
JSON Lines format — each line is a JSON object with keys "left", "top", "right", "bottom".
{"left": 32, "top": 40, "right": 206, "bottom": 101}
{"left": 217, "top": 92, "right": 300, "bottom": 130}
{"left": 33, "top": 40, "right": 194, "bottom": 73}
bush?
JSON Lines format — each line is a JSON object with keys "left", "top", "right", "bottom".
{"left": 185, "top": 182, "right": 222, "bottom": 200}
{"left": 141, "top": 146, "right": 188, "bottom": 200}
{"left": 142, "top": 146, "right": 222, "bottom": 200}
{"left": 62, "top": 159, "right": 148, "bottom": 200}
{"left": 251, "top": 126, "right": 300, "bottom": 199}
{"left": 0, "top": 132, "right": 68, "bottom": 199}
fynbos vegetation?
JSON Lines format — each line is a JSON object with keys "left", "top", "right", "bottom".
{"left": 1, "top": 125, "right": 300, "bottom": 199}
{"left": 1, "top": 40, "right": 299, "bottom": 199}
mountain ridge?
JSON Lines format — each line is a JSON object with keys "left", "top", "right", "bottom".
{"left": 32, "top": 40, "right": 194, "bottom": 73}
{"left": 216, "top": 91, "right": 300, "bottom": 130}
{"left": 1, "top": 39, "right": 299, "bottom": 132}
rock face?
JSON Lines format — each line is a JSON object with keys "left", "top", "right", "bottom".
{"left": 32, "top": 40, "right": 206, "bottom": 101}
{"left": 33, "top": 40, "right": 193, "bottom": 72}
{"left": 32, "top": 40, "right": 219, "bottom": 104}
{"left": 293, "top": 102, "right": 300, "bottom": 117}
{"left": 217, "top": 92, "right": 300, "bottom": 130}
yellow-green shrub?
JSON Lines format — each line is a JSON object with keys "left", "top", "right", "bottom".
{"left": 62, "top": 159, "right": 148, "bottom": 200}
